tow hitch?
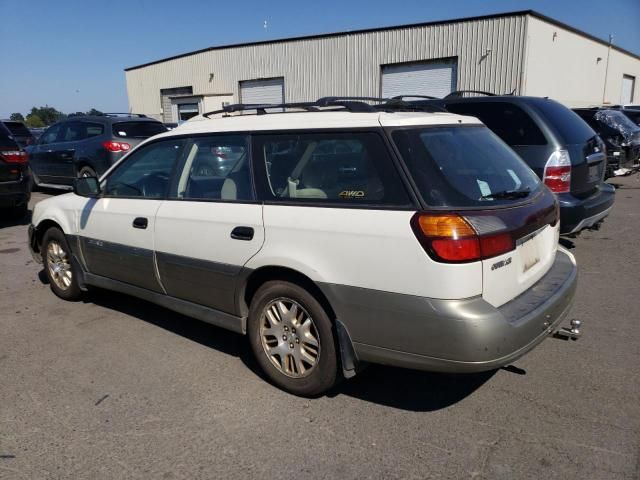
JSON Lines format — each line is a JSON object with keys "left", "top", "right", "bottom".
{"left": 552, "top": 319, "right": 581, "bottom": 341}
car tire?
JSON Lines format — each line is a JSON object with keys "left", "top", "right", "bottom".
{"left": 78, "top": 166, "right": 97, "bottom": 178}
{"left": 248, "top": 280, "right": 338, "bottom": 397}
{"left": 42, "top": 227, "right": 82, "bottom": 301}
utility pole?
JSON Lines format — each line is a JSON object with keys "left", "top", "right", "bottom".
{"left": 602, "top": 34, "right": 613, "bottom": 104}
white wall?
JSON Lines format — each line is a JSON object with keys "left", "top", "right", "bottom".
{"left": 523, "top": 16, "right": 640, "bottom": 107}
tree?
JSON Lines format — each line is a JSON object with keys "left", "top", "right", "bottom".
{"left": 87, "top": 108, "right": 103, "bottom": 116}
{"left": 29, "top": 106, "right": 65, "bottom": 125}
{"left": 25, "top": 114, "right": 45, "bottom": 128}
{"left": 9, "top": 113, "right": 24, "bottom": 122}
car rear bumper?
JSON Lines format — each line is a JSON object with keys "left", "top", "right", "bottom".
{"left": 558, "top": 182, "right": 616, "bottom": 235}
{"left": 321, "top": 248, "right": 577, "bottom": 373}
{"left": 0, "top": 174, "right": 31, "bottom": 207}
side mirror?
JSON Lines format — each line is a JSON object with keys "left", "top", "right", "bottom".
{"left": 74, "top": 176, "right": 101, "bottom": 197}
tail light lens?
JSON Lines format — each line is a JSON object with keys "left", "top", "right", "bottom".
{"left": 411, "top": 213, "right": 515, "bottom": 263}
{"left": 102, "top": 140, "right": 131, "bottom": 152}
{"left": 0, "top": 149, "right": 28, "bottom": 164}
{"left": 543, "top": 150, "right": 571, "bottom": 193}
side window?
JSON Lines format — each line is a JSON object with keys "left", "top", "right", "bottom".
{"left": 254, "top": 132, "right": 410, "bottom": 205}
{"left": 60, "top": 122, "right": 87, "bottom": 142}
{"left": 175, "top": 135, "right": 252, "bottom": 201}
{"left": 446, "top": 102, "right": 547, "bottom": 146}
{"left": 85, "top": 122, "right": 104, "bottom": 138}
{"left": 39, "top": 125, "right": 62, "bottom": 145}
{"left": 103, "top": 139, "right": 186, "bottom": 198}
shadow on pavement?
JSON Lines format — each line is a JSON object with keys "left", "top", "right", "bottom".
{"left": 330, "top": 365, "right": 495, "bottom": 411}
{"left": 0, "top": 209, "right": 31, "bottom": 229}
{"left": 62, "top": 286, "right": 496, "bottom": 412}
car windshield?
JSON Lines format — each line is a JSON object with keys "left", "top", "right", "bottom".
{"left": 392, "top": 126, "right": 542, "bottom": 207}
{"left": 0, "top": 124, "right": 19, "bottom": 149}
{"left": 112, "top": 121, "right": 168, "bottom": 138}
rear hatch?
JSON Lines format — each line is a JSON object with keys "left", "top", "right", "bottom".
{"left": 531, "top": 100, "right": 605, "bottom": 197}
{"left": 391, "top": 123, "right": 559, "bottom": 307}
{"left": 0, "top": 125, "right": 27, "bottom": 182}
{"left": 111, "top": 121, "right": 168, "bottom": 149}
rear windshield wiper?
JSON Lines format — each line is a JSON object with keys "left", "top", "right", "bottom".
{"left": 481, "top": 188, "right": 530, "bottom": 200}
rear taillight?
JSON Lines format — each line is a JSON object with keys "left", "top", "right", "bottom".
{"left": 102, "top": 140, "right": 131, "bottom": 152}
{"left": 543, "top": 150, "right": 571, "bottom": 193}
{"left": 411, "top": 213, "right": 515, "bottom": 263}
{"left": 0, "top": 149, "right": 28, "bottom": 164}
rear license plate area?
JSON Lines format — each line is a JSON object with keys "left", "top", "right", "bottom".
{"left": 518, "top": 233, "right": 541, "bottom": 274}
{"left": 588, "top": 163, "right": 602, "bottom": 182}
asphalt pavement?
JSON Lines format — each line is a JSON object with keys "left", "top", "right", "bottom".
{"left": 1, "top": 176, "right": 639, "bottom": 479}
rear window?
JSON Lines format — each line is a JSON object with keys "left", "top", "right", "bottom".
{"left": 445, "top": 102, "right": 547, "bottom": 146}
{"left": 392, "top": 126, "right": 541, "bottom": 207}
{"left": 531, "top": 100, "right": 596, "bottom": 144}
{"left": 112, "top": 121, "right": 167, "bottom": 138}
{"left": 3, "top": 121, "right": 32, "bottom": 137}
{"left": 0, "top": 123, "right": 19, "bottom": 149}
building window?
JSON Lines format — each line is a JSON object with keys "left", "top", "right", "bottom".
{"left": 177, "top": 103, "right": 200, "bottom": 122}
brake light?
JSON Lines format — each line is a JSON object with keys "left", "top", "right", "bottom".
{"left": 543, "top": 150, "right": 571, "bottom": 193}
{"left": 0, "top": 149, "right": 28, "bottom": 164}
{"left": 411, "top": 213, "right": 515, "bottom": 263}
{"left": 102, "top": 140, "right": 131, "bottom": 152}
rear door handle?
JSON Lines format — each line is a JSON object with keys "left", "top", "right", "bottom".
{"left": 231, "top": 226, "right": 254, "bottom": 241}
{"left": 133, "top": 217, "right": 148, "bottom": 229}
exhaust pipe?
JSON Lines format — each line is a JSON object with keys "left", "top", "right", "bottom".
{"left": 552, "top": 319, "right": 581, "bottom": 341}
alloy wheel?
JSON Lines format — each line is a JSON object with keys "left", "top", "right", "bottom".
{"left": 46, "top": 241, "right": 72, "bottom": 290}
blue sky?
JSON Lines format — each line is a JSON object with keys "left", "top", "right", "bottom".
{"left": 1, "top": 0, "right": 638, "bottom": 118}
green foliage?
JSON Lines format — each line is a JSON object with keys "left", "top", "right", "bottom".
{"left": 25, "top": 114, "right": 45, "bottom": 128}
{"left": 29, "top": 106, "right": 66, "bottom": 126}
{"left": 9, "top": 113, "right": 25, "bottom": 122}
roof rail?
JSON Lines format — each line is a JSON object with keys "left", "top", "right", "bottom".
{"left": 391, "top": 95, "right": 440, "bottom": 100}
{"left": 444, "top": 90, "right": 499, "bottom": 98}
{"left": 101, "top": 112, "right": 148, "bottom": 118}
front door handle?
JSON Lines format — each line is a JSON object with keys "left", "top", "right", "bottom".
{"left": 133, "top": 217, "right": 148, "bottom": 229}
{"left": 231, "top": 226, "right": 254, "bottom": 241}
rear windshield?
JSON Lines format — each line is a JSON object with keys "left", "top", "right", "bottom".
{"left": 112, "top": 121, "right": 167, "bottom": 138}
{"left": 3, "top": 121, "right": 32, "bottom": 137}
{"left": 622, "top": 109, "right": 640, "bottom": 126}
{"left": 531, "top": 100, "right": 596, "bottom": 144}
{"left": 392, "top": 126, "right": 541, "bottom": 207}
{"left": 444, "top": 101, "right": 547, "bottom": 146}
{"left": 0, "top": 124, "right": 19, "bottom": 149}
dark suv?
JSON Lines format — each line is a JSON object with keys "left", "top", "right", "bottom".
{"left": 26, "top": 114, "right": 167, "bottom": 189}
{"left": 409, "top": 94, "right": 615, "bottom": 235}
{"left": 573, "top": 108, "right": 640, "bottom": 175}
{"left": 0, "top": 122, "right": 31, "bottom": 218}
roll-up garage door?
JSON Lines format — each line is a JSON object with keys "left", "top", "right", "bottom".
{"left": 381, "top": 60, "right": 457, "bottom": 99}
{"left": 239, "top": 78, "right": 285, "bottom": 105}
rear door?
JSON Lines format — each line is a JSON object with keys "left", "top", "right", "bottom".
{"left": 79, "top": 137, "right": 187, "bottom": 291}
{"left": 154, "top": 134, "right": 264, "bottom": 314}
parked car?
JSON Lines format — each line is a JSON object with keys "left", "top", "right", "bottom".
{"left": 29, "top": 127, "right": 46, "bottom": 140}
{"left": 28, "top": 98, "right": 579, "bottom": 396}
{"left": 0, "top": 122, "right": 31, "bottom": 218}
{"left": 611, "top": 105, "right": 640, "bottom": 127}
{"left": 406, "top": 93, "right": 615, "bottom": 236}
{"left": 1, "top": 120, "right": 36, "bottom": 147}
{"left": 572, "top": 108, "right": 640, "bottom": 175}
{"left": 26, "top": 114, "right": 168, "bottom": 189}
{"left": 163, "top": 122, "right": 179, "bottom": 130}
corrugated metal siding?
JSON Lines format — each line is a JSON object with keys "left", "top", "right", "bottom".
{"left": 126, "top": 14, "right": 527, "bottom": 115}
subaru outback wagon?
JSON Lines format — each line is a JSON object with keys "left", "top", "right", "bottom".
{"left": 28, "top": 98, "right": 578, "bottom": 396}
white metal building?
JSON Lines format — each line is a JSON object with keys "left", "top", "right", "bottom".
{"left": 124, "top": 10, "right": 640, "bottom": 122}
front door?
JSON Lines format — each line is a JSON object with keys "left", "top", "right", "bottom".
{"left": 154, "top": 134, "right": 264, "bottom": 314}
{"left": 30, "top": 124, "right": 63, "bottom": 183}
{"left": 79, "top": 137, "right": 187, "bottom": 291}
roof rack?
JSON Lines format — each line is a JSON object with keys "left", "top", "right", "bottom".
{"left": 201, "top": 95, "right": 451, "bottom": 118}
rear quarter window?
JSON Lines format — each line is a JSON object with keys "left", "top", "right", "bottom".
{"left": 112, "top": 121, "right": 168, "bottom": 138}
{"left": 445, "top": 101, "right": 547, "bottom": 146}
